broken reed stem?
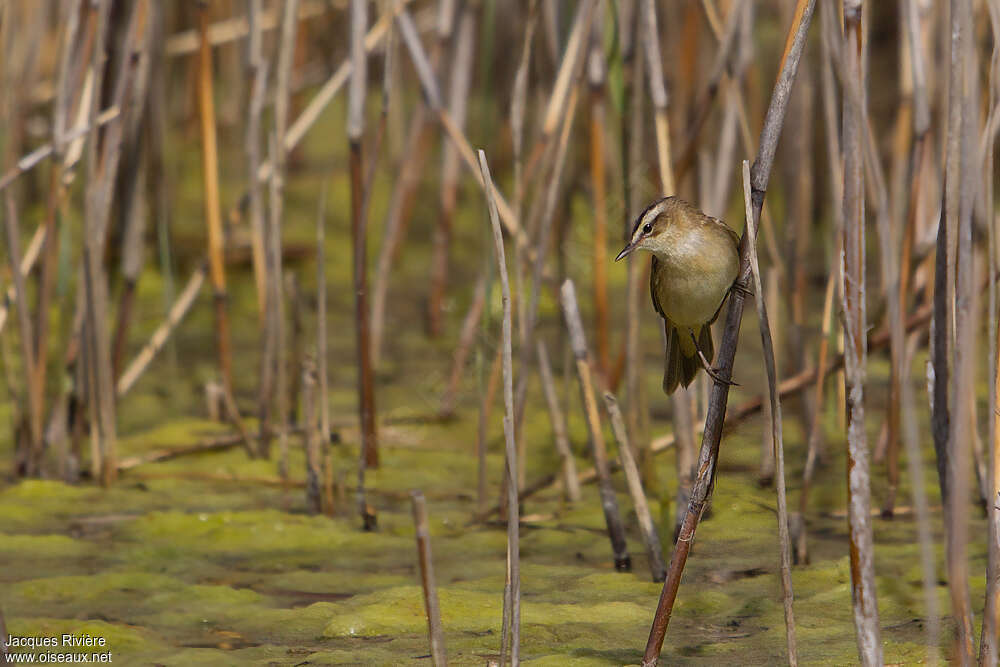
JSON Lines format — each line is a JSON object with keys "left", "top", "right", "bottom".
{"left": 411, "top": 490, "right": 448, "bottom": 667}
{"left": 316, "top": 184, "right": 330, "bottom": 443}
{"left": 560, "top": 279, "right": 630, "bottom": 572}
{"left": 349, "top": 0, "right": 378, "bottom": 470}
{"left": 477, "top": 151, "right": 519, "bottom": 666}
{"left": 116, "top": 263, "right": 207, "bottom": 397}
{"left": 741, "top": 161, "right": 797, "bottom": 665}
{"left": 603, "top": 392, "right": 666, "bottom": 582}
{"left": 196, "top": 0, "right": 236, "bottom": 401}
{"left": 302, "top": 364, "right": 322, "bottom": 514}
{"left": 536, "top": 340, "right": 581, "bottom": 503}
{"left": 840, "top": 4, "right": 882, "bottom": 663}
{"left": 642, "top": 3, "right": 815, "bottom": 663}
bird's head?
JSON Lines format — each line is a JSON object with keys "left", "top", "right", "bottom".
{"left": 615, "top": 197, "right": 675, "bottom": 261}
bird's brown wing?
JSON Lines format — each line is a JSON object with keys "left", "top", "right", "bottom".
{"left": 649, "top": 256, "right": 665, "bottom": 319}
{"left": 713, "top": 216, "right": 741, "bottom": 250}
{"left": 706, "top": 217, "right": 741, "bottom": 326}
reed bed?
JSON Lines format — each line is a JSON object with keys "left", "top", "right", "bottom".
{"left": 0, "top": 1, "right": 998, "bottom": 664}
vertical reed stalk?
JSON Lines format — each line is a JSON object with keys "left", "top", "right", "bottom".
{"left": 316, "top": 185, "right": 329, "bottom": 443}
{"left": 840, "top": 4, "right": 881, "bottom": 663}
{"left": 349, "top": 0, "right": 378, "bottom": 470}
{"left": 302, "top": 364, "right": 321, "bottom": 514}
{"left": 588, "top": 12, "right": 609, "bottom": 378}
{"left": 477, "top": 151, "right": 519, "bottom": 666}
{"left": 982, "top": 6, "right": 1000, "bottom": 662}
{"left": 946, "top": 0, "right": 976, "bottom": 660}
{"left": 742, "top": 160, "right": 797, "bottom": 665}
{"left": 246, "top": 0, "right": 268, "bottom": 318}
{"left": 196, "top": 0, "right": 236, "bottom": 401}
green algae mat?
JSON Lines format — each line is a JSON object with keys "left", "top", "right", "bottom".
{"left": 0, "top": 399, "right": 986, "bottom": 664}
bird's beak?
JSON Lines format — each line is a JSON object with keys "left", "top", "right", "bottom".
{"left": 615, "top": 242, "right": 635, "bottom": 262}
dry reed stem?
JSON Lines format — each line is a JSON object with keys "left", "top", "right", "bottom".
{"left": 246, "top": 2, "right": 268, "bottom": 319}
{"left": 945, "top": 0, "right": 976, "bottom": 660}
{"left": 349, "top": 0, "right": 377, "bottom": 470}
{"left": 840, "top": 5, "right": 882, "bottom": 663}
{"left": 196, "top": 2, "right": 235, "bottom": 401}
{"left": 536, "top": 340, "right": 581, "bottom": 503}
{"left": 741, "top": 160, "right": 797, "bottom": 665}
{"left": 642, "top": 3, "right": 815, "bottom": 663}
{"left": 560, "top": 279, "right": 630, "bottom": 572}
{"left": 303, "top": 365, "right": 321, "bottom": 514}
{"left": 588, "top": 15, "right": 609, "bottom": 377}
{"left": 603, "top": 392, "right": 666, "bottom": 582}
{"left": 477, "top": 151, "right": 519, "bottom": 666}
{"left": 116, "top": 263, "right": 206, "bottom": 397}
{"left": 982, "top": 6, "right": 1000, "bottom": 663}
{"left": 411, "top": 490, "right": 448, "bottom": 667}
{"left": 316, "top": 184, "right": 330, "bottom": 444}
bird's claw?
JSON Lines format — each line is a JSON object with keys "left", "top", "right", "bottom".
{"left": 732, "top": 280, "right": 753, "bottom": 298}
{"left": 705, "top": 364, "right": 740, "bottom": 387}
{"left": 690, "top": 332, "right": 739, "bottom": 387}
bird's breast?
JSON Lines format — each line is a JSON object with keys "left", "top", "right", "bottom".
{"left": 652, "top": 230, "right": 739, "bottom": 327}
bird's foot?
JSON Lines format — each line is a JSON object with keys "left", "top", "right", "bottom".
{"left": 731, "top": 280, "right": 753, "bottom": 299}
{"left": 690, "top": 332, "right": 739, "bottom": 387}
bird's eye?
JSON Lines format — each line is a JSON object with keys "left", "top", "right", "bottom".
{"left": 642, "top": 223, "right": 652, "bottom": 234}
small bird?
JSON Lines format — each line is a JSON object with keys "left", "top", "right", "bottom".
{"left": 615, "top": 196, "right": 741, "bottom": 394}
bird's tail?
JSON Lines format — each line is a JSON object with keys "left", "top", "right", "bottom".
{"left": 662, "top": 322, "right": 713, "bottom": 395}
